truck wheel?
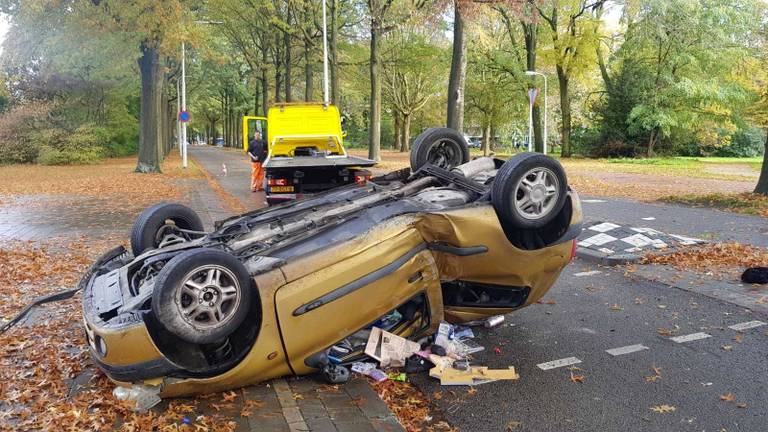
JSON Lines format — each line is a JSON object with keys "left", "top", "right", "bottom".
{"left": 152, "top": 249, "right": 254, "bottom": 344}
{"left": 491, "top": 153, "right": 568, "bottom": 229}
{"left": 410, "top": 127, "right": 470, "bottom": 172}
{"left": 130, "top": 203, "right": 204, "bottom": 256}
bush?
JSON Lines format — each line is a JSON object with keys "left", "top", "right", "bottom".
{"left": 714, "top": 127, "right": 765, "bottom": 157}
{"left": 0, "top": 102, "right": 51, "bottom": 164}
{"left": 32, "top": 124, "right": 105, "bottom": 165}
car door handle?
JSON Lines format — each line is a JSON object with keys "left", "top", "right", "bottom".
{"left": 408, "top": 271, "right": 423, "bottom": 283}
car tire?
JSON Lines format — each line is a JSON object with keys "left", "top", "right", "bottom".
{"left": 130, "top": 203, "right": 204, "bottom": 256}
{"left": 152, "top": 248, "right": 253, "bottom": 344}
{"left": 410, "top": 127, "right": 470, "bottom": 172}
{"left": 491, "top": 153, "right": 568, "bottom": 230}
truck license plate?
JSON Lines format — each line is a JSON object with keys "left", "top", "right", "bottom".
{"left": 271, "top": 186, "right": 294, "bottom": 192}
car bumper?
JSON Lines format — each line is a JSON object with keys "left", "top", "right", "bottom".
{"left": 80, "top": 249, "right": 175, "bottom": 382}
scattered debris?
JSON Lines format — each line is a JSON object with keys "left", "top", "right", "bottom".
{"left": 429, "top": 364, "right": 519, "bottom": 386}
{"left": 506, "top": 420, "right": 522, "bottom": 430}
{"left": 364, "top": 327, "right": 420, "bottom": 368}
{"left": 351, "top": 362, "right": 387, "bottom": 382}
{"left": 112, "top": 385, "right": 162, "bottom": 412}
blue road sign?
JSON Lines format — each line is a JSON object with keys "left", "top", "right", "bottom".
{"left": 179, "top": 110, "right": 191, "bottom": 122}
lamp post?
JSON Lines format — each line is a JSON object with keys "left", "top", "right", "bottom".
{"left": 181, "top": 42, "right": 187, "bottom": 168}
{"left": 179, "top": 21, "right": 223, "bottom": 169}
{"left": 525, "top": 70, "right": 548, "bottom": 155}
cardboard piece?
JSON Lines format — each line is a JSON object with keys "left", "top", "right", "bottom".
{"left": 429, "top": 364, "right": 520, "bottom": 386}
{"left": 365, "top": 327, "right": 420, "bottom": 368}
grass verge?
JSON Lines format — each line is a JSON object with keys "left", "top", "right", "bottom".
{"left": 660, "top": 193, "right": 768, "bottom": 217}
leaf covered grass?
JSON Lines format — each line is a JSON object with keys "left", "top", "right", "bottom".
{"left": 0, "top": 153, "right": 202, "bottom": 209}
{"left": 660, "top": 192, "right": 768, "bottom": 217}
{"left": 642, "top": 242, "right": 768, "bottom": 274}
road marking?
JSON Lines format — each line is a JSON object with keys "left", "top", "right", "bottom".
{"left": 642, "top": 217, "right": 656, "bottom": 221}
{"left": 606, "top": 344, "right": 649, "bottom": 356}
{"left": 582, "top": 199, "right": 606, "bottom": 203}
{"left": 574, "top": 270, "right": 602, "bottom": 277}
{"left": 670, "top": 332, "right": 711, "bottom": 343}
{"left": 537, "top": 357, "right": 582, "bottom": 370}
{"left": 728, "top": 320, "right": 766, "bottom": 331}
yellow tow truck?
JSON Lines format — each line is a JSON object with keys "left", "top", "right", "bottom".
{"left": 243, "top": 103, "right": 376, "bottom": 205}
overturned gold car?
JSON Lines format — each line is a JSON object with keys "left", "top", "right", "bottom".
{"left": 80, "top": 127, "right": 582, "bottom": 397}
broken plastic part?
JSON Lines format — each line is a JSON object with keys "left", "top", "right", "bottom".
{"left": 322, "top": 364, "right": 350, "bottom": 384}
{"left": 112, "top": 384, "right": 161, "bottom": 412}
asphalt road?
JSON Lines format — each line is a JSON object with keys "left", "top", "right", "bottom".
{"left": 579, "top": 197, "right": 768, "bottom": 248}
{"left": 411, "top": 260, "right": 768, "bottom": 432}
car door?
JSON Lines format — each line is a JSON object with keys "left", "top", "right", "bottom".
{"left": 274, "top": 227, "right": 442, "bottom": 374}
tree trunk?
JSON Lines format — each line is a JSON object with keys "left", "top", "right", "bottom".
{"left": 304, "top": 37, "right": 313, "bottom": 101}
{"left": 754, "top": 128, "right": 768, "bottom": 195}
{"left": 446, "top": 0, "right": 466, "bottom": 132}
{"left": 261, "top": 47, "right": 269, "bottom": 114}
{"left": 394, "top": 112, "right": 402, "bottom": 151}
{"left": 275, "top": 33, "right": 283, "bottom": 103}
{"left": 284, "top": 12, "right": 293, "bottom": 102}
{"left": 482, "top": 123, "right": 491, "bottom": 156}
{"left": 647, "top": 128, "right": 657, "bottom": 157}
{"left": 136, "top": 43, "right": 162, "bottom": 173}
{"left": 330, "top": 0, "right": 340, "bottom": 105}
{"left": 368, "top": 20, "right": 382, "bottom": 161}
{"left": 490, "top": 123, "right": 497, "bottom": 152}
{"left": 402, "top": 113, "right": 411, "bottom": 152}
{"left": 557, "top": 67, "right": 572, "bottom": 157}
{"left": 523, "top": 22, "right": 544, "bottom": 153}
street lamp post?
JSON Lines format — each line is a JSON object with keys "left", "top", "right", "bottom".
{"left": 179, "top": 21, "right": 223, "bottom": 169}
{"left": 525, "top": 70, "right": 548, "bottom": 155}
{"left": 181, "top": 42, "right": 187, "bottom": 168}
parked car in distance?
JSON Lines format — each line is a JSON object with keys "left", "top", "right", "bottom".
{"left": 80, "top": 127, "right": 582, "bottom": 398}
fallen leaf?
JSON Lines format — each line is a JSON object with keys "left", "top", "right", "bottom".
{"left": 736, "top": 403, "right": 747, "bottom": 409}
{"left": 657, "top": 327, "right": 679, "bottom": 336}
{"left": 569, "top": 371, "right": 585, "bottom": 383}
{"left": 721, "top": 345, "right": 733, "bottom": 351}
{"left": 610, "top": 303, "right": 623, "bottom": 311}
{"left": 720, "top": 393, "right": 735, "bottom": 402}
{"left": 734, "top": 333, "right": 743, "bottom": 343}
{"left": 432, "top": 391, "right": 443, "bottom": 400}
{"left": 635, "top": 297, "right": 646, "bottom": 305}
{"left": 650, "top": 404, "right": 676, "bottom": 413}
{"left": 221, "top": 391, "right": 238, "bottom": 403}
{"left": 466, "top": 388, "right": 477, "bottom": 396}
{"left": 545, "top": 299, "right": 557, "bottom": 305}
{"left": 506, "top": 420, "right": 522, "bottom": 431}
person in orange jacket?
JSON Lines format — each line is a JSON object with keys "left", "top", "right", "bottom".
{"left": 248, "top": 131, "right": 267, "bottom": 192}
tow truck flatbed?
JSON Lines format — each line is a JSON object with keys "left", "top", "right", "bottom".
{"left": 264, "top": 155, "right": 376, "bottom": 169}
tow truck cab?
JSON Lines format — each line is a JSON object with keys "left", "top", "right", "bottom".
{"left": 243, "top": 103, "right": 376, "bottom": 205}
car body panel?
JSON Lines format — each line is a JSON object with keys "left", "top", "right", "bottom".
{"left": 276, "top": 227, "right": 441, "bottom": 374}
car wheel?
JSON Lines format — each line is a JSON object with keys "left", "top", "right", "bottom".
{"left": 152, "top": 248, "right": 253, "bottom": 344}
{"left": 491, "top": 153, "right": 568, "bottom": 229}
{"left": 130, "top": 203, "right": 204, "bottom": 256}
{"left": 410, "top": 127, "right": 470, "bottom": 172}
